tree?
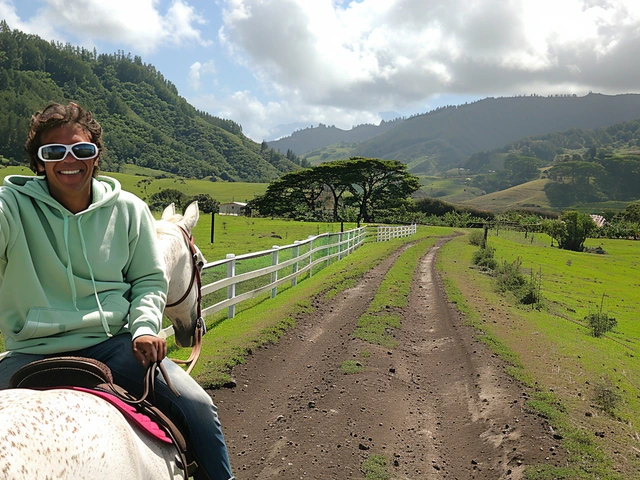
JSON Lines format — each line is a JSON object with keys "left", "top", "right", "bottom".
{"left": 542, "top": 211, "right": 595, "bottom": 251}
{"left": 343, "top": 157, "right": 421, "bottom": 223}
{"left": 190, "top": 193, "right": 219, "bottom": 214}
{"left": 148, "top": 189, "right": 188, "bottom": 212}
{"left": 249, "top": 157, "right": 420, "bottom": 223}
{"left": 249, "top": 168, "right": 326, "bottom": 220}
{"left": 502, "top": 154, "right": 540, "bottom": 185}
{"left": 622, "top": 203, "right": 640, "bottom": 222}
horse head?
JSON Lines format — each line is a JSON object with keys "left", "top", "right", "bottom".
{"left": 156, "top": 201, "right": 206, "bottom": 348}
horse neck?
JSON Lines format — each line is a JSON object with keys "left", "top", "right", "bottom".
{"left": 157, "top": 226, "right": 189, "bottom": 289}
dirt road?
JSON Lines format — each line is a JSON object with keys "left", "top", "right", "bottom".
{"left": 212, "top": 239, "right": 566, "bottom": 479}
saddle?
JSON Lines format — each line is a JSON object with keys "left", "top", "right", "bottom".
{"left": 9, "top": 356, "right": 197, "bottom": 478}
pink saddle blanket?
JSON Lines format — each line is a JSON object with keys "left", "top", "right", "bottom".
{"left": 71, "top": 386, "right": 173, "bottom": 444}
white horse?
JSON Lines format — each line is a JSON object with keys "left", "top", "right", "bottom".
{"left": 0, "top": 202, "right": 205, "bottom": 480}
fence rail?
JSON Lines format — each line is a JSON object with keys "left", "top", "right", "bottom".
{"left": 376, "top": 224, "right": 416, "bottom": 241}
{"left": 159, "top": 224, "right": 415, "bottom": 340}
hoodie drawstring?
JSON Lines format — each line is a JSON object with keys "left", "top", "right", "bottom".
{"left": 78, "top": 217, "right": 112, "bottom": 337}
{"left": 62, "top": 216, "right": 79, "bottom": 310}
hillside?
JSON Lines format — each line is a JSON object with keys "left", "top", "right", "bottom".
{"left": 458, "top": 178, "right": 551, "bottom": 212}
{"left": 0, "top": 23, "right": 300, "bottom": 182}
{"left": 267, "top": 118, "right": 404, "bottom": 156}
{"left": 288, "top": 94, "right": 640, "bottom": 175}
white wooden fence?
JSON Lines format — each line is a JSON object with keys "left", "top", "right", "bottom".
{"left": 159, "top": 223, "right": 416, "bottom": 339}
{"left": 376, "top": 224, "right": 416, "bottom": 241}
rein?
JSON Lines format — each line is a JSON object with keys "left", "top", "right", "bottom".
{"left": 165, "top": 225, "right": 205, "bottom": 375}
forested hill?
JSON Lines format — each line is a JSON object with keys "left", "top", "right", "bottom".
{"left": 286, "top": 93, "right": 640, "bottom": 175}
{"left": 267, "top": 118, "right": 405, "bottom": 156}
{"left": 356, "top": 94, "right": 640, "bottom": 174}
{"left": 0, "top": 23, "right": 300, "bottom": 182}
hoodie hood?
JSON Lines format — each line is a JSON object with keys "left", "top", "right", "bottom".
{"left": 3, "top": 174, "right": 121, "bottom": 214}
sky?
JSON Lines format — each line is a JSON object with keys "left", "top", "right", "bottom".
{"left": 2, "top": 0, "right": 640, "bottom": 142}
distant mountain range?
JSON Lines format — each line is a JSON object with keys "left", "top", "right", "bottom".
{"left": 269, "top": 93, "right": 640, "bottom": 175}
{"left": 267, "top": 118, "right": 404, "bottom": 155}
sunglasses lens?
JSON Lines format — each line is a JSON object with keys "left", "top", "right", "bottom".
{"left": 40, "top": 145, "right": 68, "bottom": 160}
{"left": 72, "top": 143, "right": 97, "bottom": 159}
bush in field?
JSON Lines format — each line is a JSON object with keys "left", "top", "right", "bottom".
{"left": 585, "top": 311, "right": 617, "bottom": 337}
{"left": 468, "top": 229, "right": 485, "bottom": 246}
{"left": 495, "top": 258, "right": 527, "bottom": 292}
{"left": 586, "top": 293, "right": 617, "bottom": 337}
{"left": 495, "top": 258, "right": 544, "bottom": 307}
{"left": 542, "top": 211, "right": 596, "bottom": 251}
{"left": 472, "top": 246, "right": 497, "bottom": 269}
{"left": 593, "top": 377, "right": 621, "bottom": 416}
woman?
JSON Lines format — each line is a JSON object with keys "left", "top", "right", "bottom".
{"left": 0, "top": 102, "right": 234, "bottom": 480}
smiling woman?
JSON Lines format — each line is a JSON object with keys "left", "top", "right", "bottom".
{"left": 0, "top": 102, "right": 235, "bottom": 479}
{"left": 38, "top": 124, "right": 99, "bottom": 213}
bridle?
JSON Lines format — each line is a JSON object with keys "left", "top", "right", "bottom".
{"left": 166, "top": 225, "right": 206, "bottom": 375}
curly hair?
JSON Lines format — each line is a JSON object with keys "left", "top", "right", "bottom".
{"left": 24, "top": 102, "right": 104, "bottom": 177}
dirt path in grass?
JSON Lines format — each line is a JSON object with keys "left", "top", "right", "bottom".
{"left": 211, "top": 238, "right": 567, "bottom": 479}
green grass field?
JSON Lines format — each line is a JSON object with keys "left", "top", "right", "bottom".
{"left": 437, "top": 232, "right": 640, "bottom": 479}
{"left": 459, "top": 178, "right": 552, "bottom": 212}
{"left": 0, "top": 165, "right": 268, "bottom": 205}
{"left": 416, "top": 175, "right": 485, "bottom": 202}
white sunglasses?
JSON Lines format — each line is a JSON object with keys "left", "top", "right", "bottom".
{"left": 37, "top": 142, "right": 99, "bottom": 162}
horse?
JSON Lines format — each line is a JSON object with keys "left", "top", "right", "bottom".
{"left": 0, "top": 201, "right": 205, "bottom": 480}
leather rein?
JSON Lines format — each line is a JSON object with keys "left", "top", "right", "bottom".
{"left": 165, "top": 225, "right": 205, "bottom": 375}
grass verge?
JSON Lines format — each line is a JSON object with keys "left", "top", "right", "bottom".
{"left": 353, "top": 236, "right": 438, "bottom": 347}
{"left": 437, "top": 234, "right": 630, "bottom": 479}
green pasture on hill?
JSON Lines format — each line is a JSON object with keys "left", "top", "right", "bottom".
{"left": 0, "top": 165, "right": 268, "bottom": 205}
{"left": 417, "top": 175, "right": 484, "bottom": 202}
{"left": 460, "top": 178, "right": 552, "bottom": 212}
{"left": 438, "top": 232, "right": 640, "bottom": 479}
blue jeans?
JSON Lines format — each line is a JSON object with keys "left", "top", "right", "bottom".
{"left": 0, "top": 334, "right": 234, "bottom": 480}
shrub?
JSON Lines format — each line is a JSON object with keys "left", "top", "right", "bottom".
{"left": 495, "top": 258, "right": 544, "bottom": 307}
{"left": 585, "top": 311, "right": 617, "bottom": 337}
{"left": 586, "top": 293, "right": 617, "bottom": 337}
{"left": 593, "top": 377, "right": 621, "bottom": 416}
{"left": 495, "top": 258, "right": 527, "bottom": 292}
{"left": 468, "top": 229, "right": 485, "bottom": 246}
{"left": 472, "top": 246, "right": 497, "bottom": 269}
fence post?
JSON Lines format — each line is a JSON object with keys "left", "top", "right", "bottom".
{"left": 308, "top": 235, "right": 314, "bottom": 276}
{"left": 271, "top": 246, "right": 279, "bottom": 298}
{"left": 292, "top": 241, "right": 300, "bottom": 287}
{"left": 226, "top": 254, "right": 236, "bottom": 318}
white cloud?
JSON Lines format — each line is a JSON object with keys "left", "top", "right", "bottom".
{"left": 189, "top": 89, "right": 380, "bottom": 141}
{"left": 218, "top": 0, "right": 640, "bottom": 116}
{"left": 3, "top": 0, "right": 211, "bottom": 54}
{"left": 188, "top": 60, "right": 216, "bottom": 90}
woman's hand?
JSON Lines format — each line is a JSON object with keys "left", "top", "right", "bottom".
{"left": 132, "top": 335, "right": 167, "bottom": 367}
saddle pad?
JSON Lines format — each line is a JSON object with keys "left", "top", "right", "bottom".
{"left": 71, "top": 387, "right": 173, "bottom": 444}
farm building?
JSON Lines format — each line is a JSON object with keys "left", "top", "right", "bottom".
{"left": 219, "top": 202, "right": 247, "bottom": 216}
{"left": 590, "top": 214, "right": 606, "bottom": 228}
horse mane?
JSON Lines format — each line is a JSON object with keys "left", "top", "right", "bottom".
{"left": 155, "top": 215, "right": 184, "bottom": 237}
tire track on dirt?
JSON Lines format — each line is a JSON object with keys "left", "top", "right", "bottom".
{"left": 211, "top": 238, "right": 566, "bottom": 479}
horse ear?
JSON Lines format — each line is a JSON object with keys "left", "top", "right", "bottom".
{"left": 182, "top": 201, "right": 200, "bottom": 232}
{"left": 161, "top": 203, "right": 176, "bottom": 220}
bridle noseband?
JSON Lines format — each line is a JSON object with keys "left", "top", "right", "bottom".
{"left": 165, "top": 225, "right": 205, "bottom": 374}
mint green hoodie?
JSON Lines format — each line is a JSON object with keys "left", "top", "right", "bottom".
{"left": 0, "top": 175, "right": 167, "bottom": 354}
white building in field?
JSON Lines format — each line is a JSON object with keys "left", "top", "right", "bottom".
{"left": 219, "top": 202, "right": 247, "bottom": 216}
{"left": 590, "top": 214, "right": 606, "bottom": 228}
